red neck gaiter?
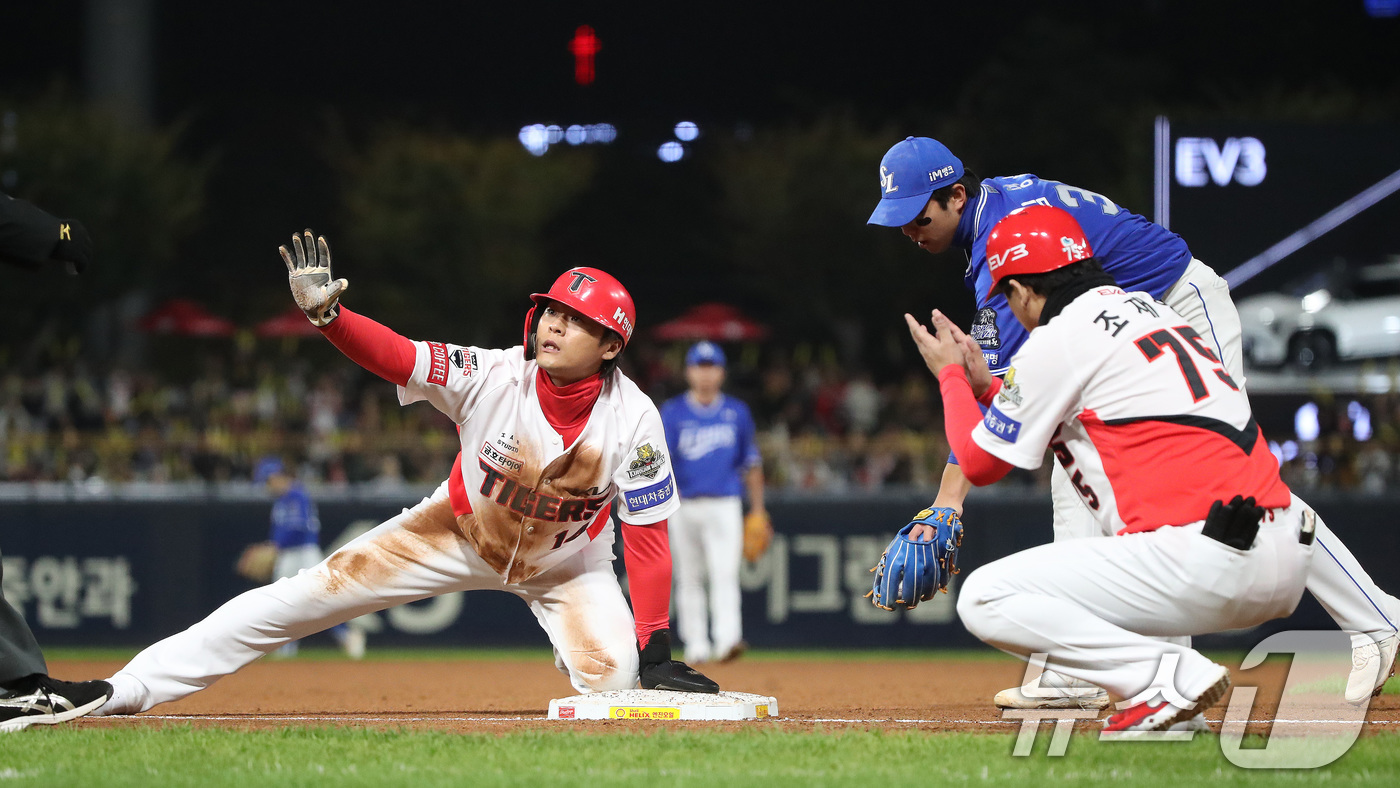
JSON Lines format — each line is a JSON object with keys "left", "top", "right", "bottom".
{"left": 535, "top": 368, "right": 603, "bottom": 446}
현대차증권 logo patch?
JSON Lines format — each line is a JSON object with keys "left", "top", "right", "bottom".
{"left": 625, "top": 474, "right": 675, "bottom": 513}
{"left": 627, "top": 443, "right": 666, "bottom": 480}
{"left": 984, "top": 404, "right": 1023, "bottom": 442}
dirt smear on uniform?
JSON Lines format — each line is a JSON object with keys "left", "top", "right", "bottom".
{"left": 322, "top": 494, "right": 463, "bottom": 594}
{"left": 467, "top": 439, "right": 610, "bottom": 583}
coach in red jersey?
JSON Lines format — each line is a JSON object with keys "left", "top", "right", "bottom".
{"left": 906, "top": 206, "right": 1315, "bottom": 734}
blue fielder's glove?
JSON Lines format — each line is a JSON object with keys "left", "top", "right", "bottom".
{"left": 867, "top": 506, "right": 964, "bottom": 610}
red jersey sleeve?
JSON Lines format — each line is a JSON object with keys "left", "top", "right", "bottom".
{"left": 621, "top": 518, "right": 671, "bottom": 648}
{"left": 939, "top": 365, "right": 1014, "bottom": 486}
{"left": 977, "top": 376, "right": 1003, "bottom": 407}
{"left": 319, "top": 307, "right": 417, "bottom": 387}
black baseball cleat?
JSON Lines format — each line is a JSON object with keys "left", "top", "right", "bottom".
{"left": 638, "top": 630, "right": 720, "bottom": 693}
{"left": 0, "top": 675, "right": 114, "bottom": 733}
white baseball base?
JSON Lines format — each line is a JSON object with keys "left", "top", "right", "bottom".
{"left": 548, "top": 689, "right": 779, "bottom": 721}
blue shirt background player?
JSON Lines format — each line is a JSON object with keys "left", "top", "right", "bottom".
{"left": 254, "top": 457, "right": 321, "bottom": 550}
{"left": 659, "top": 341, "right": 767, "bottom": 664}
{"left": 660, "top": 342, "right": 763, "bottom": 500}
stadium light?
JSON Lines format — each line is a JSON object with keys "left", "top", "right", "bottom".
{"left": 519, "top": 123, "right": 618, "bottom": 156}
{"left": 658, "top": 141, "right": 684, "bottom": 163}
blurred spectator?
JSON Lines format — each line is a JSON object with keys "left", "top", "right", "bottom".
{"left": 3, "top": 334, "right": 1399, "bottom": 494}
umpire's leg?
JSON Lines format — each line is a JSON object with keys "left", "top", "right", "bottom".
{"left": 0, "top": 547, "right": 48, "bottom": 685}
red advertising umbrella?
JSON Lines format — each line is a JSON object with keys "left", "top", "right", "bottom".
{"left": 136, "top": 298, "right": 236, "bottom": 337}
{"left": 652, "top": 303, "right": 770, "bottom": 342}
{"left": 254, "top": 307, "right": 323, "bottom": 338}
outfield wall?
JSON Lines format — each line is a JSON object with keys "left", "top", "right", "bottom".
{"left": 0, "top": 489, "right": 1394, "bottom": 650}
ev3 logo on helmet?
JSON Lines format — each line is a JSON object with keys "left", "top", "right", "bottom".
{"left": 988, "top": 243, "right": 1029, "bottom": 271}
{"left": 880, "top": 166, "right": 898, "bottom": 194}
{"left": 613, "top": 307, "right": 634, "bottom": 338}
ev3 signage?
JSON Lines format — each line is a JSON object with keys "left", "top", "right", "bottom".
{"left": 1174, "top": 137, "right": 1267, "bottom": 187}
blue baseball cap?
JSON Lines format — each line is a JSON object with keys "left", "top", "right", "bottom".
{"left": 685, "top": 341, "right": 726, "bottom": 367}
{"left": 253, "top": 456, "right": 285, "bottom": 484}
{"left": 867, "top": 136, "right": 965, "bottom": 227}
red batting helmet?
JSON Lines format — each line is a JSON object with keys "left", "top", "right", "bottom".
{"left": 523, "top": 267, "right": 636, "bottom": 360}
{"left": 986, "top": 205, "right": 1094, "bottom": 292}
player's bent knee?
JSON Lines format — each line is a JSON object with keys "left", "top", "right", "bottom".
{"left": 570, "top": 645, "right": 639, "bottom": 692}
{"left": 955, "top": 569, "right": 994, "bottom": 636}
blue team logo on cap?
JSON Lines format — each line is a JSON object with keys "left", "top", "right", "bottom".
{"left": 867, "top": 136, "right": 965, "bottom": 227}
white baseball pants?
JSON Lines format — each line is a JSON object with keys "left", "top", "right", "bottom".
{"left": 108, "top": 482, "right": 638, "bottom": 713}
{"left": 1051, "top": 258, "right": 1400, "bottom": 645}
{"left": 960, "top": 496, "right": 1314, "bottom": 700}
{"left": 668, "top": 496, "right": 744, "bottom": 663}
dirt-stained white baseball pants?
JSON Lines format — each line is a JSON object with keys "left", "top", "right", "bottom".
{"left": 101, "top": 482, "right": 638, "bottom": 714}
{"left": 960, "top": 496, "right": 1314, "bottom": 701}
{"left": 668, "top": 496, "right": 744, "bottom": 663}
{"left": 1051, "top": 258, "right": 1400, "bottom": 648}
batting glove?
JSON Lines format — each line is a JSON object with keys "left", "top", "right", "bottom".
{"left": 281, "top": 228, "right": 348, "bottom": 326}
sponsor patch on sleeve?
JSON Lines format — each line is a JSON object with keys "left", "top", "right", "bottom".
{"left": 426, "top": 342, "right": 449, "bottom": 387}
{"left": 449, "top": 347, "right": 477, "bottom": 377}
{"left": 983, "top": 404, "right": 1023, "bottom": 443}
{"left": 624, "top": 474, "right": 675, "bottom": 513}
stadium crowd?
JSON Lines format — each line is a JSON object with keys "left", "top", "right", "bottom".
{"left": 2, "top": 338, "right": 1397, "bottom": 495}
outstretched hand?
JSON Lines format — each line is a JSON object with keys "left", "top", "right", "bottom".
{"left": 906, "top": 310, "right": 972, "bottom": 378}
{"left": 280, "top": 229, "right": 348, "bottom": 327}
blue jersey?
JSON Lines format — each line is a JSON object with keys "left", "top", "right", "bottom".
{"left": 660, "top": 393, "right": 760, "bottom": 499}
{"left": 954, "top": 175, "right": 1192, "bottom": 373}
{"left": 269, "top": 483, "right": 321, "bottom": 549}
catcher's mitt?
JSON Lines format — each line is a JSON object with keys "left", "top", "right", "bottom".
{"left": 742, "top": 510, "right": 773, "bottom": 562}
{"left": 236, "top": 541, "right": 278, "bottom": 583}
{"left": 866, "top": 506, "right": 963, "bottom": 610}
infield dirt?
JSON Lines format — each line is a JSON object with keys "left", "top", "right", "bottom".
{"left": 56, "top": 655, "right": 1398, "bottom": 735}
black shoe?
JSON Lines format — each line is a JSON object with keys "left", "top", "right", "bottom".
{"left": 0, "top": 675, "right": 113, "bottom": 733}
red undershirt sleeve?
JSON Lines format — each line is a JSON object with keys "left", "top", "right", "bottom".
{"left": 977, "top": 377, "right": 1003, "bottom": 407}
{"left": 621, "top": 519, "right": 671, "bottom": 648}
{"left": 319, "top": 307, "right": 417, "bottom": 387}
{"left": 938, "top": 365, "right": 1014, "bottom": 486}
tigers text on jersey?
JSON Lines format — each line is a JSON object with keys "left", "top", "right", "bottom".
{"left": 971, "top": 286, "right": 1289, "bottom": 535}
{"left": 954, "top": 174, "right": 1193, "bottom": 373}
{"left": 399, "top": 343, "right": 679, "bottom": 584}
{"left": 659, "top": 393, "right": 760, "bottom": 498}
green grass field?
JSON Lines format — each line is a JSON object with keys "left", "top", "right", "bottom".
{"left": 8, "top": 648, "right": 1395, "bottom": 786}
{"left": 6, "top": 727, "right": 1399, "bottom": 787}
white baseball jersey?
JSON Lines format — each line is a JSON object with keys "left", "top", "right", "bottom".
{"left": 971, "top": 286, "right": 1289, "bottom": 535}
{"left": 399, "top": 342, "right": 679, "bottom": 583}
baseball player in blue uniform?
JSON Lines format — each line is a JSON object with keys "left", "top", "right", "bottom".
{"left": 660, "top": 342, "right": 767, "bottom": 664}
{"left": 869, "top": 136, "right": 1399, "bottom": 708}
{"left": 254, "top": 458, "right": 365, "bottom": 659}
